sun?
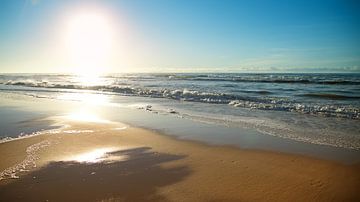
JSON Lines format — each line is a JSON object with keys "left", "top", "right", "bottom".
{"left": 64, "top": 11, "right": 114, "bottom": 76}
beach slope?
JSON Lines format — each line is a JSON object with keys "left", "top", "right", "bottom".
{"left": 0, "top": 121, "right": 359, "bottom": 202}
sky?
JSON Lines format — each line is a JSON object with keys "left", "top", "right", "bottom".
{"left": 0, "top": 0, "right": 359, "bottom": 73}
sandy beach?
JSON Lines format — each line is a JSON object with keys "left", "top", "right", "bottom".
{"left": 1, "top": 0, "right": 360, "bottom": 201}
{"left": 1, "top": 120, "right": 359, "bottom": 202}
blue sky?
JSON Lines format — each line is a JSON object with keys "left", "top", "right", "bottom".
{"left": 0, "top": 0, "right": 359, "bottom": 73}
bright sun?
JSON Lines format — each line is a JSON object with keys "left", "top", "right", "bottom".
{"left": 64, "top": 11, "right": 114, "bottom": 75}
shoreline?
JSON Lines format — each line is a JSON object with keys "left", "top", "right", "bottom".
{"left": 2, "top": 115, "right": 360, "bottom": 165}
{"left": 1, "top": 92, "right": 360, "bottom": 165}
{"left": 0, "top": 120, "right": 359, "bottom": 201}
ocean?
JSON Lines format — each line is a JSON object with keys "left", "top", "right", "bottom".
{"left": 0, "top": 73, "right": 359, "bottom": 160}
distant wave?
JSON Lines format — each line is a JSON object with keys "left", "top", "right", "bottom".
{"left": 301, "top": 93, "right": 360, "bottom": 100}
{"left": 3, "top": 80, "right": 108, "bottom": 91}
{"left": 2, "top": 73, "right": 360, "bottom": 85}
{"left": 235, "top": 90, "right": 272, "bottom": 94}
{"left": 167, "top": 76, "right": 360, "bottom": 85}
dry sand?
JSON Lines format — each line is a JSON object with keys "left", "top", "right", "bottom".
{"left": 0, "top": 121, "right": 359, "bottom": 202}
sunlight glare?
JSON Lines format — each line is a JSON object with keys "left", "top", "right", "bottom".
{"left": 66, "top": 109, "right": 108, "bottom": 123}
{"left": 70, "top": 148, "right": 128, "bottom": 163}
{"left": 58, "top": 93, "right": 109, "bottom": 106}
{"left": 64, "top": 10, "right": 114, "bottom": 75}
{"left": 75, "top": 74, "right": 105, "bottom": 86}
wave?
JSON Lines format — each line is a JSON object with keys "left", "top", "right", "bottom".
{"left": 168, "top": 77, "right": 360, "bottom": 85}
{"left": 2, "top": 74, "right": 360, "bottom": 87}
{"left": 4, "top": 80, "right": 89, "bottom": 89}
{"left": 151, "top": 74, "right": 360, "bottom": 85}
{"left": 2, "top": 79, "right": 360, "bottom": 120}
{"left": 301, "top": 93, "right": 360, "bottom": 100}
{"left": 228, "top": 100, "right": 359, "bottom": 119}
{"left": 0, "top": 74, "right": 360, "bottom": 119}
{"left": 235, "top": 90, "right": 272, "bottom": 94}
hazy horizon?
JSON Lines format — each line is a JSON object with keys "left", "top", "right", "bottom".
{"left": 1, "top": 66, "right": 360, "bottom": 74}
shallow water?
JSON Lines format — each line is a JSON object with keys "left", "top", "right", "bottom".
{"left": 0, "top": 91, "right": 359, "bottom": 164}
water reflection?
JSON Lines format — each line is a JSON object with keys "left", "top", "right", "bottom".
{"left": 58, "top": 91, "right": 112, "bottom": 123}
{"left": 57, "top": 92, "right": 109, "bottom": 106}
{"left": 68, "top": 147, "right": 128, "bottom": 163}
{"left": 65, "top": 109, "right": 109, "bottom": 123}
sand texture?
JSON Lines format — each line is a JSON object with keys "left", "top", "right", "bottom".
{"left": 0, "top": 121, "right": 359, "bottom": 202}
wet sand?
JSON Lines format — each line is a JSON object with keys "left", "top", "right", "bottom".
{"left": 0, "top": 121, "right": 359, "bottom": 202}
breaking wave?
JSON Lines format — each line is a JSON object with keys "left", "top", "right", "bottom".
{"left": 1, "top": 73, "right": 359, "bottom": 120}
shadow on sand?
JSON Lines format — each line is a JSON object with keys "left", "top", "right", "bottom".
{"left": 0, "top": 147, "right": 190, "bottom": 202}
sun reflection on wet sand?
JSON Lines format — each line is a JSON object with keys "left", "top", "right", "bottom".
{"left": 69, "top": 148, "right": 128, "bottom": 163}
{"left": 66, "top": 110, "right": 109, "bottom": 123}
{"left": 57, "top": 92, "right": 110, "bottom": 106}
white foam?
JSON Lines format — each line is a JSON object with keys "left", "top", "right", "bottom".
{"left": 0, "top": 130, "right": 54, "bottom": 144}
{"left": 62, "top": 130, "right": 94, "bottom": 134}
{"left": 0, "top": 139, "right": 54, "bottom": 180}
